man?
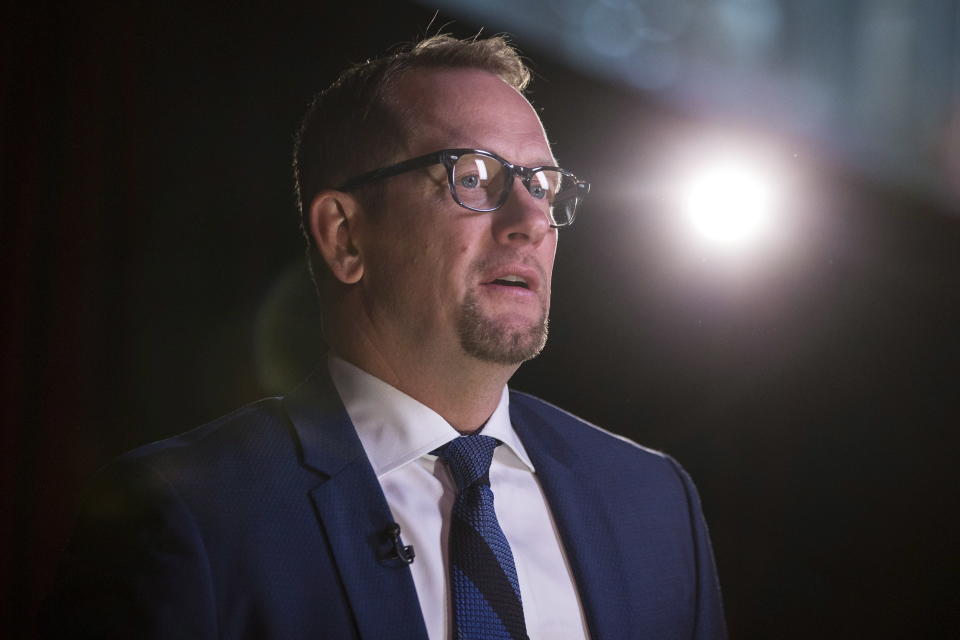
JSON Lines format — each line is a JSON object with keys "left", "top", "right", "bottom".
{"left": 43, "top": 35, "right": 726, "bottom": 639}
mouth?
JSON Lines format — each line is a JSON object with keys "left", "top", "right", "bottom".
{"left": 485, "top": 274, "right": 530, "bottom": 290}
{"left": 479, "top": 262, "right": 542, "bottom": 295}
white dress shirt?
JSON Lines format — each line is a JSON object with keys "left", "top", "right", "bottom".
{"left": 328, "top": 356, "right": 590, "bottom": 640}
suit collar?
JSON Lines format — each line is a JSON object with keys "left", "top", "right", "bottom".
{"left": 282, "top": 363, "right": 366, "bottom": 478}
{"left": 282, "top": 366, "right": 429, "bottom": 640}
{"left": 509, "top": 393, "right": 631, "bottom": 639}
{"left": 508, "top": 395, "right": 580, "bottom": 470}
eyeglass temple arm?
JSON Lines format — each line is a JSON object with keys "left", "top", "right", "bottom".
{"left": 337, "top": 152, "right": 445, "bottom": 192}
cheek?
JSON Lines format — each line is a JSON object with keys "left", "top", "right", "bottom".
{"left": 441, "top": 243, "right": 472, "bottom": 290}
{"left": 541, "top": 240, "right": 558, "bottom": 292}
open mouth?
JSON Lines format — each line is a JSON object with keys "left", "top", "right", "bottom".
{"left": 487, "top": 275, "right": 530, "bottom": 289}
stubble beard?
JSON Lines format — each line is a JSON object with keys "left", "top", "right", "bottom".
{"left": 457, "top": 289, "right": 550, "bottom": 365}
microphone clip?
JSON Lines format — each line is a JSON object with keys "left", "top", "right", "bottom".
{"left": 385, "top": 523, "right": 415, "bottom": 565}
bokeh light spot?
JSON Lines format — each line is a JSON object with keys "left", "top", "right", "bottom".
{"left": 681, "top": 161, "right": 776, "bottom": 247}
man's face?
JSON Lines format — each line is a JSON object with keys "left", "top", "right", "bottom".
{"left": 356, "top": 68, "right": 558, "bottom": 367}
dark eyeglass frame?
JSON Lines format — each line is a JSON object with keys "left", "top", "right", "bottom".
{"left": 337, "top": 148, "right": 590, "bottom": 228}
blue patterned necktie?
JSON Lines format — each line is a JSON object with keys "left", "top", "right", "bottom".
{"left": 438, "top": 435, "right": 528, "bottom": 640}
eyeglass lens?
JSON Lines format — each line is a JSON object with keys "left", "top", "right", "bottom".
{"left": 450, "top": 153, "right": 580, "bottom": 226}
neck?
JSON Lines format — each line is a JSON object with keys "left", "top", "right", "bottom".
{"left": 329, "top": 318, "right": 518, "bottom": 434}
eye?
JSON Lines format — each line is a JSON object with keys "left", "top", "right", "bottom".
{"left": 529, "top": 183, "right": 547, "bottom": 199}
{"left": 459, "top": 174, "right": 480, "bottom": 189}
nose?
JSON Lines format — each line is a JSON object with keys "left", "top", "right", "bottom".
{"left": 491, "top": 175, "right": 552, "bottom": 246}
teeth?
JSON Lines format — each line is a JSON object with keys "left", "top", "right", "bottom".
{"left": 499, "top": 274, "right": 527, "bottom": 284}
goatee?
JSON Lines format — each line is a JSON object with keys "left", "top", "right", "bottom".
{"left": 457, "top": 289, "right": 549, "bottom": 365}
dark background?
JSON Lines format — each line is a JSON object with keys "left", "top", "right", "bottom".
{"left": 3, "top": 2, "right": 958, "bottom": 638}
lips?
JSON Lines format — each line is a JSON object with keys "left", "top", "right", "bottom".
{"left": 479, "top": 263, "right": 542, "bottom": 294}
{"left": 489, "top": 274, "right": 529, "bottom": 289}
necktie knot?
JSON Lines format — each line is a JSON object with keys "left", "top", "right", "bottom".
{"left": 439, "top": 435, "right": 500, "bottom": 492}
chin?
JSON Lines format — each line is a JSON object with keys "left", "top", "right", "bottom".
{"left": 457, "top": 294, "right": 549, "bottom": 365}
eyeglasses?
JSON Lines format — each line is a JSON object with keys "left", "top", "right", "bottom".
{"left": 337, "top": 148, "right": 590, "bottom": 228}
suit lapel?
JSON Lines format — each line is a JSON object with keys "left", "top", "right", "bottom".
{"left": 510, "top": 397, "right": 630, "bottom": 640}
{"left": 284, "top": 367, "right": 428, "bottom": 640}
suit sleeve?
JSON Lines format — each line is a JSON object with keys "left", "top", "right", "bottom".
{"left": 40, "top": 459, "right": 218, "bottom": 639}
{"left": 666, "top": 456, "right": 728, "bottom": 640}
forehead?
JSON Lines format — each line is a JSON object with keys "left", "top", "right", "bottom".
{"left": 393, "top": 68, "right": 555, "bottom": 166}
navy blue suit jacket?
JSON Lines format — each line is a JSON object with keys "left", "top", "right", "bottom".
{"left": 44, "top": 367, "right": 726, "bottom": 639}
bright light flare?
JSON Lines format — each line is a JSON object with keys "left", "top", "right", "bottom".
{"left": 681, "top": 161, "right": 776, "bottom": 247}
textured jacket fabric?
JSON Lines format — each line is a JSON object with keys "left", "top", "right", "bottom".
{"left": 42, "top": 366, "right": 727, "bottom": 639}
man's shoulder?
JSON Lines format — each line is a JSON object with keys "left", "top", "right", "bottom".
{"left": 508, "top": 389, "right": 672, "bottom": 465}
{"left": 123, "top": 397, "right": 288, "bottom": 459}
{"left": 508, "top": 389, "right": 700, "bottom": 515}
{"left": 99, "top": 397, "right": 302, "bottom": 497}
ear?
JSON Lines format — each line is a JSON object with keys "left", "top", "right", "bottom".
{"left": 308, "top": 190, "right": 364, "bottom": 284}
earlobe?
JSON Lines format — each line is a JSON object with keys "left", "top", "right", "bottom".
{"left": 309, "top": 190, "right": 364, "bottom": 284}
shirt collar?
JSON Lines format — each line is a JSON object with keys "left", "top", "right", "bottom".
{"left": 327, "top": 355, "right": 535, "bottom": 478}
